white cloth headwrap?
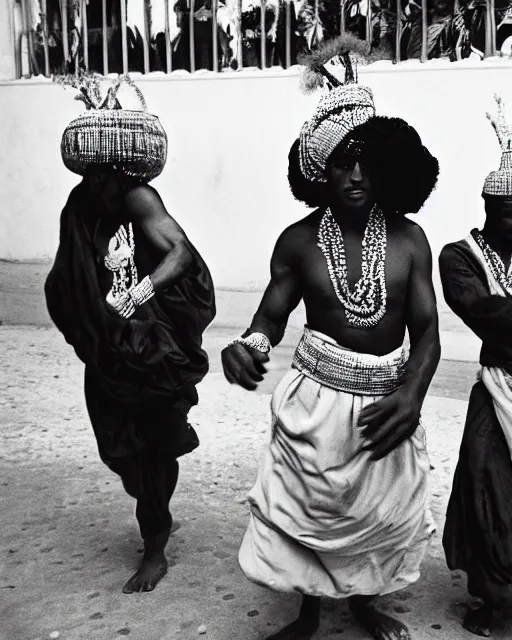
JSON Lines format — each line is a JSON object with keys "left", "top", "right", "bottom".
{"left": 298, "top": 82, "right": 376, "bottom": 184}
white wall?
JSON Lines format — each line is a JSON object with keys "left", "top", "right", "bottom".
{"left": 0, "top": 60, "right": 511, "bottom": 289}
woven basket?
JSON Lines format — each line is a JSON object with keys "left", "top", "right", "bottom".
{"left": 61, "top": 77, "right": 168, "bottom": 183}
{"left": 483, "top": 150, "right": 512, "bottom": 196}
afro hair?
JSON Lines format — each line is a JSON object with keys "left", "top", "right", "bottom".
{"left": 288, "top": 116, "right": 439, "bottom": 216}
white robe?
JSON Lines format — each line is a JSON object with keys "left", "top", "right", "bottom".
{"left": 239, "top": 327, "right": 435, "bottom": 598}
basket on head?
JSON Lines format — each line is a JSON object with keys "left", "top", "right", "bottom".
{"left": 59, "top": 75, "right": 168, "bottom": 183}
{"left": 483, "top": 94, "right": 512, "bottom": 197}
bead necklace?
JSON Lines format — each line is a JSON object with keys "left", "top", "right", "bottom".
{"left": 104, "top": 222, "right": 139, "bottom": 297}
{"left": 317, "top": 206, "right": 387, "bottom": 328}
{"left": 471, "top": 228, "right": 512, "bottom": 294}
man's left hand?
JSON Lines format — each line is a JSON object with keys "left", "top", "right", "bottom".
{"left": 357, "top": 387, "right": 422, "bottom": 461}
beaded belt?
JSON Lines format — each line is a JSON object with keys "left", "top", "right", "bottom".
{"left": 292, "top": 328, "right": 407, "bottom": 396}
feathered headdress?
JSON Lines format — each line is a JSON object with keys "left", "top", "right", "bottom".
{"left": 297, "top": 34, "right": 381, "bottom": 184}
{"left": 299, "top": 33, "right": 379, "bottom": 93}
{"left": 483, "top": 93, "right": 512, "bottom": 196}
{"left": 55, "top": 72, "right": 168, "bottom": 183}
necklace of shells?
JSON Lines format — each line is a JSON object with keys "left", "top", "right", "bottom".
{"left": 103, "top": 223, "right": 139, "bottom": 297}
{"left": 471, "top": 228, "right": 512, "bottom": 295}
{"left": 317, "top": 206, "right": 387, "bottom": 329}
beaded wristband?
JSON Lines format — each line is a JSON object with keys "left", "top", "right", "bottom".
{"left": 129, "top": 275, "right": 155, "bottom": 307}
{"left": 107, "top": 290, "right": 136, "bottom": 318}
{"left": 227, "top": 332, "right": 272, "bottom": 354}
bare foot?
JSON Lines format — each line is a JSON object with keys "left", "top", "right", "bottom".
{"left": 122, "top": 551, "right": 168, "bottom": 593}
{"left": 266, "top": 595, "right": 320, "bottom": 640}
{"left": 349, "top": 596, "right": 411, "bottom": 640}
{"left": 122, "top": 529, "right": 170, "bottom": 594}
{"left": 463, "top": 605, "right": 493, "bottom": 637}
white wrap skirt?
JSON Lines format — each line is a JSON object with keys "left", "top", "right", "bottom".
{"left": 239, "top": 327, "right": 436, "bottom": 598}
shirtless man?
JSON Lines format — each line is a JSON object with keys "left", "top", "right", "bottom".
{"left": 45, "top": 75, "right": 215, "bottom": 593}
{"left": 222, "top": 37, "right": 440, "bottom": 640}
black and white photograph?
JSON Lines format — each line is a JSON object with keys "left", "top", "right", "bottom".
{"left": 2, "top": 1, "right": 512, "bottom": 639}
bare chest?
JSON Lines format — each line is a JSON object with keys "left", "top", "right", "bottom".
{"left": 300, "top": 233, "right": 411, "bottom": 311}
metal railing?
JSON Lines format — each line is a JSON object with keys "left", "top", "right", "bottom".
{"left": 10, "top": 0, "right": 512, "bottom": 80}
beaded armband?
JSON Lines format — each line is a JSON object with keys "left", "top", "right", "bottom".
{"left": 129, "top": 275, "right": 155, "bottom": 307}
{"left": 227, "top": 332, "right": 272, "bottom": 354}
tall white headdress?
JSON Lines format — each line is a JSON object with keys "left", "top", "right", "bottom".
{"left": 483, "top": 94, "right": 512, "bottom": 196}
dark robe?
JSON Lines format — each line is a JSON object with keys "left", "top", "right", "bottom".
{"left": 439, "top": 238, "right": 512, "bottom": 607}
{"left": 45, "top": 182, "right": 216, "bottom": 538}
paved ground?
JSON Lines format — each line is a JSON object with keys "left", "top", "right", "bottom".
{"left": 2, "top": 262, "right": 510, "bottom": 640}
{"left": 0, "top": 260, "right": 481, "bottom": 361}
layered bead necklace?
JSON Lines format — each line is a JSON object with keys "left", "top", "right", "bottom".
{"left": 471, "top": 228, "right": 512, "bottom": 295}
{"left": 104, "top": 222, "right": 139, "bottom": 297}
{"left": 317, "top": 206, "right": 387, "bottom": 328}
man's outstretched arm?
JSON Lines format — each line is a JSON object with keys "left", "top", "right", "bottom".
{"left": 222, "top": 226, "right": 304, "bottom": 390}
{"left": 359, "top": 225, "right": 441, "bottom": 460}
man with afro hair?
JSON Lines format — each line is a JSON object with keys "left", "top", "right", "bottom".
{"left": 288, "top": 115, "right": 440, "bottom": 217}
{"left": 222, "top": 35, "right": 440, "bottom": 640}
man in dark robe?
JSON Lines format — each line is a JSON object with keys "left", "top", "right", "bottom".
{"left": 45, "top": 77, "right": 216, "bottom": 594}
{"left": 440, "top": 94, "right": 512, "bottom": 637}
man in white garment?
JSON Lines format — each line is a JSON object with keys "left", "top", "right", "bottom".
{"left": 222, "top": 35, "right": 440, "bottom": 640}
{"left": 441, "top": 94, "right": 512, "bottom": 639}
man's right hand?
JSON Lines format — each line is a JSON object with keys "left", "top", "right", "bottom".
{"left": 221, "top": 343, "right": 270, "bottom": 391}
{"left": 220, "top": 223, "right": 303, "bottom": 391}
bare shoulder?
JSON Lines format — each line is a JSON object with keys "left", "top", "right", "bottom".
{"left": 393, "top": 217, "right": 432, "bottom": 256}
{"left": 273, "top": 209, "right": 322, "bottom": 259}
{"left": 402, "top": 217, "right": 430, "bottom": 244}
{"left": 124, "top": 184, "right": 168, "bottom": 220}
{"left": 276, "top": 211, "right": 320, "bottom": 250}
{"left": 277, "top": 209, "right": 322, "bottom": 244}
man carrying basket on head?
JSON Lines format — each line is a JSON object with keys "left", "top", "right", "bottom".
{"left": 45, "top": 73, "right": 216, "bottom": 594}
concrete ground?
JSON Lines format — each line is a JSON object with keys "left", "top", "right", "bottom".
{"left": 2, "top": 262, "right": 510, "bottom": 640}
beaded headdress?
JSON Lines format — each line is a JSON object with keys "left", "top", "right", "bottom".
{"left": 56, "top": 73, "right": 168, "bottom": 183}
{"left": 298, "top": 34, "right": 379, "bottom": 184}
{"left": 483, "top": 94, "right": 512, "bottom": 196}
